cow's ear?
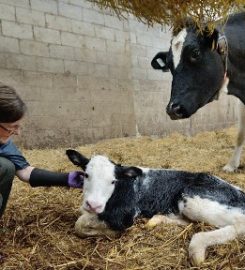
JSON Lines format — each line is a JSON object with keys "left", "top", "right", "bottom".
{"left": 66, "top": 149, "right": 89, "bottom": 170}
{"left": 151, "top": 52, "right": 169, "bottom": 72}
{"left": 203, "top": 28, "right": 219, "bottom": 51}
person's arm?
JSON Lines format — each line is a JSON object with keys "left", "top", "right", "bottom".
{"left": 16, "top": 166, "right": 84, "bottom": 188}
{"left": 16, "top": 165, "right": 34, "bottom": 182}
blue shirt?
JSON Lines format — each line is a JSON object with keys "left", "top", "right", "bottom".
{"left": 0, "top": 140, "right": 30, "bottom": 170}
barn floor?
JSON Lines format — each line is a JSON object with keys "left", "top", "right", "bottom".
{"left": 1, "top": 127, "right": 245, "bottom": 270}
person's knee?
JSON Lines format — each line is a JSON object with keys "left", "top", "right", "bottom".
{"left": 0, "top": 157, "right": 15, "bottom": 181}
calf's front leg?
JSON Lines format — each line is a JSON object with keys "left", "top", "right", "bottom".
{"left": 145, "top": 214, "right": 189, "bottom": 228}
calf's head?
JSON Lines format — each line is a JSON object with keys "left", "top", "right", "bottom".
{"left": 66, "top": 149, "right": 142, "bottom": 214}
{"left": 152, "top": 26, "right": 225, "bottom": 119}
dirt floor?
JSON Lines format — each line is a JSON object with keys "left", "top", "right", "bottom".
{"left": 1, "top": 127, "right": 245, "bottom": 270}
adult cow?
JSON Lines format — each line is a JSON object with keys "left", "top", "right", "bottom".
{"left": 151, "top": 12, "right": 245, "bottom": 172}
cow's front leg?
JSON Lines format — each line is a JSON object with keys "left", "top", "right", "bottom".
{"left": 75, "top": 212, "right": 118, "bottom": 238}
{"left": 223, "top": 100, "right": 245, "bottom": 172}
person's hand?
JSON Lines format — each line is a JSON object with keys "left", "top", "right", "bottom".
{"left": 68, "top": 171, "right": 84, "bottom": 188}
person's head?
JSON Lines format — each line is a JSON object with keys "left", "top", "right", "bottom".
{"left": 0, "top": 84, "right": 27, "bottom": 144}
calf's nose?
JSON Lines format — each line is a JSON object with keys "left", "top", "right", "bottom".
{"left": 85, "top": 200, "right": 103, "bottom": 213}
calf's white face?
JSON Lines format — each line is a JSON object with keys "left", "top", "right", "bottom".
{"left": 83, "top": 155, "right": 116, "bottom": 214}
{"left": 66, "top": 149, "right": 143, "bottom": 214}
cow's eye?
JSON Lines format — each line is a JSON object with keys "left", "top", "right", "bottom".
{"left": 190, "top": 49, "right": 200, "bottom": 62}
{"left": 111, "top": 180, "right": 116, "bottom": 185}
{"left": 84, "top": 173, "right": 89, "bottom": 178}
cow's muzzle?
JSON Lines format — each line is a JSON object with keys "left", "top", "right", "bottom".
{"left": 166, "top": 102, "right": 185, "bottom": 120}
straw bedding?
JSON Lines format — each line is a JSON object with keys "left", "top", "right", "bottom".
{"left": 1, "top": 127, "right": 245, "bottom": 270}
{"left": 88, "top": 0, "right": 245, "bottom": 30}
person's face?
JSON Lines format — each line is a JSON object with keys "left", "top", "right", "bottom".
{"left": 0, "top": 118, "right": 23, "bottom": 144}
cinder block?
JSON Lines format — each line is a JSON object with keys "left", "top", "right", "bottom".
{"left": 131, "top": 67, "right": 148, "bottom": 80}
{"left": 2, "top": 21, "right": 33, "bottom": 40}
{"left": 94, "top": 63, "right": 109, "bottom": 78}
{"left": 96, "top": 51, "right": 130, "bottom": 67}
{"left": 46, "top": 14, "right": 73, "bottom": 32}
{"left": 0, "top": 0, "right": 29, "bottom": 7}
{"left": 19, "top": 85, "right": 41, "bottom": 101}
{"left": 58, "top": 2, "right": 82, "bottom": 20}
{"left": 6, "top": 54, "right": 37, "bottom": 70}
{"left": 0, "top": 36, "right": 19, "bottom": 53}
{"left": 130, "top": 44, "right": 147, "bottom": 57}
{"left": 95, "top": 25, "right": 115, "bottom": 41}
{"left": 34, "top": 26, "right": 61, "bottom": 44}
{"left": 16, "top": 7, "right": 45, "bottom": 27}
{"left": 36, "top": 57, "right": 64, "bottom": 73}
{"left": 64, "top": 60, "right": 94, "bottom": 75}
{"left": 49, "top": 44, "right": 74, "bottom": 60}
{"left": 83, "top": 8, "right": 104, "bottom": 25}
{"left": 61, "top": 32, "right": 81, "bottom": 47}
{"left": 77, "top": 75, "right": 117, "bottom": 91}
{"left": 84, "top": 36, "right": 106, "bottom": 51}
{"left": 147, "top": 69, "right": 166, "bottom": 81}
{"left": 0, "top": 53, "right": 6, "bottom": 68}
{"left": 128, "top": 18, "right": 151, "bottom": 33}
{"left": 72, "top": 20, "right": 95, "bottom": 36}
{"left": 130, "top": 33, "right": 137, "bottom": 43}
{"left": 52, "top": 73, "right": 77, "bottom": 89}
{"left": 136, "top": 33, "right": 155, "bottom": 47}
{"left": 0, "top": 4, "right": 15, "bottom": 21}
{"left": 23, "top": 71, "right": 53, "bottom": 88}
{"left": 138, "top": 56, "right": 151, "bottom": 69}
{"left": 104, "top": 15, "right": 124, "bottom": 30}
{"left": 106, "top": 40, "right": 126, "bottom": 54}
{"left": 114, "top": 30, "right": 130, "bottom": 42}
{"left": 73, "top": 47, "right": 97, "bottom": 63}
{"left": 20, "top": 40, "right": 49, "bottom": 57}
{"left": 109, "top": 66, "right": 131, "bottom": 79}
{"left": 30, "top": 0, "right": 57, "bottom": 14}
{"left": 0, "top": 68, "right": 24, "bottom": 86}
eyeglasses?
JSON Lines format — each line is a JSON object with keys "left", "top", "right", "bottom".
{"left": 0, "top": 123, "right": 19, "bottom": 135}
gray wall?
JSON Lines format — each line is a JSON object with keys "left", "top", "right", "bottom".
{"left": 0, "top": 0, "right": 238, "bottom": 148}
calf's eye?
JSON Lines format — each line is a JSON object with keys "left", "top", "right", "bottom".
{"left": 111, "top": 180, "right": 116, "bottom": 185}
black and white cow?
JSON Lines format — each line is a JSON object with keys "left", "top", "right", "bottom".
{"left": 151, "top": 12, "right": 245, "bottom": 172}
{"left": 66, "top": 149, "right": 245, "bottom": 266}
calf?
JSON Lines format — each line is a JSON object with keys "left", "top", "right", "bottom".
{"left": 151, "top": 12, "right": 245, "bottom": 172}
{"left": 66, "top": 149, "right": 245, "bottom": 266}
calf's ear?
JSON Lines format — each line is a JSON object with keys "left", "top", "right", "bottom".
{"left": 122, "top": 166, "right": 143, "bottom": 179}
{"left": 66, "top": 149, "right": 89, "bottom": 170}
{"left": 151, "top": 52, "right": 169, "bottom": 72}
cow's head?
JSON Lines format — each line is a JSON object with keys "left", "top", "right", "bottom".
{"left": 152, "top": 25, "right": 226, "bottom": 119}
{"left": 66, "top": 149, "right": 142, "bottom": 214}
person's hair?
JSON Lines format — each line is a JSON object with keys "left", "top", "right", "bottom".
{"left": 0, "top": 83, "right": 27, "bottom": 123}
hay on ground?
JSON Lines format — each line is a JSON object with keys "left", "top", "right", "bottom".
{"left": 1, "top": 127, "right": 245, "bottom": 270}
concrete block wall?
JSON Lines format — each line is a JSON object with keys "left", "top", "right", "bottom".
{"left": 0, "top": 0, "right": 238, "bottom": 148}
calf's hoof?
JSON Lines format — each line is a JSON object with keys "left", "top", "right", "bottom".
{"left": 188, "top": 233, "right": 206, "bottom": 266}
{"left": 145, "top": 215, "right": 165, "bottom": 229}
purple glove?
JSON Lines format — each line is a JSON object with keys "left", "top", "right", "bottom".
{"left": 68, "top": 171, "right": 84, "bottom": 188}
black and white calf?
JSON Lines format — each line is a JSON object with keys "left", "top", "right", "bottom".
{"left": 67, "top": 149, "right": 245, "bottom": 266}
{"left": 151, "top": 12, "right": 245, "bottom": 172}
